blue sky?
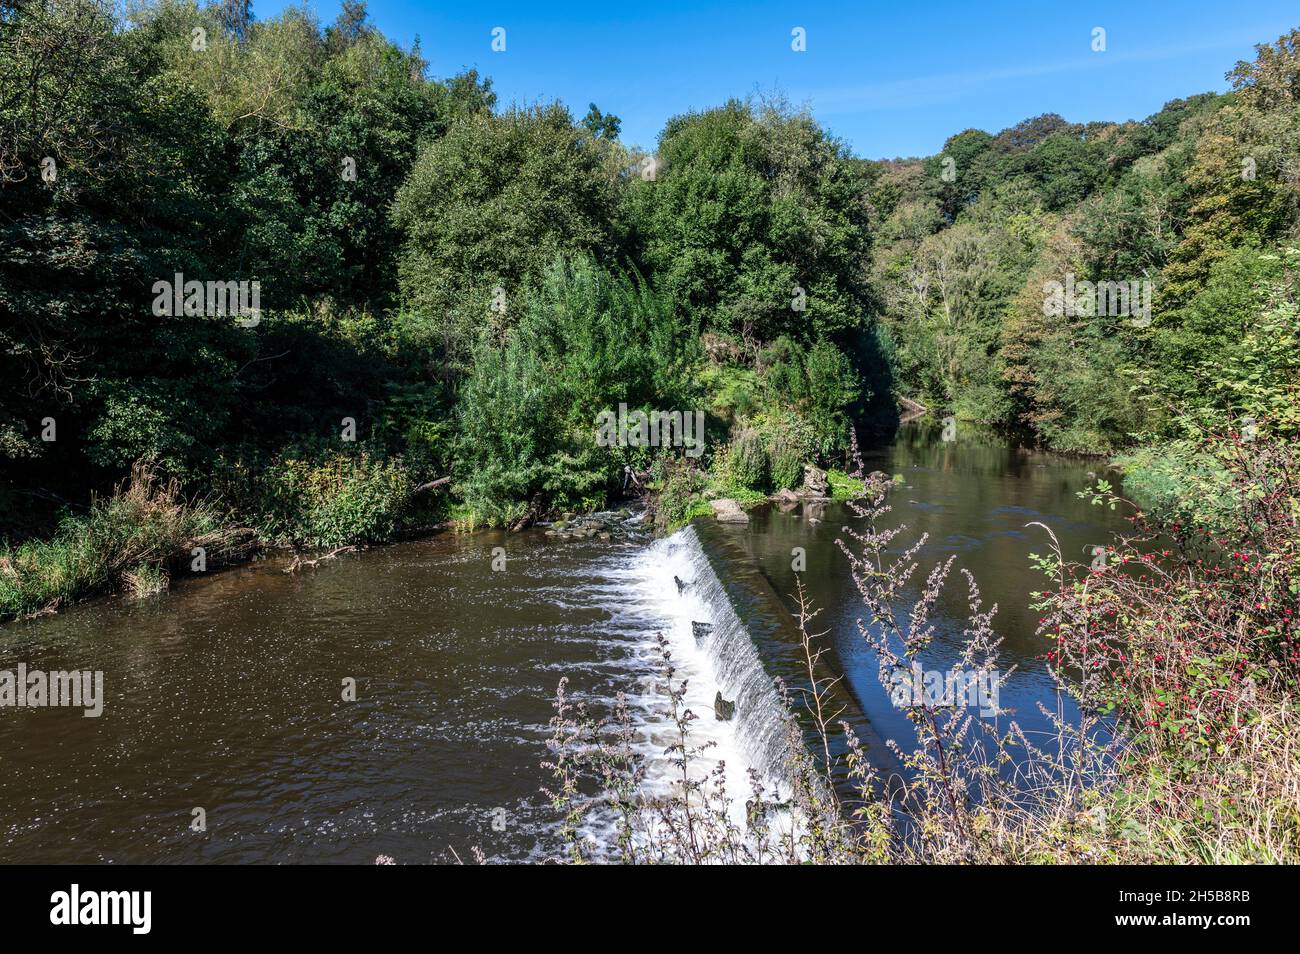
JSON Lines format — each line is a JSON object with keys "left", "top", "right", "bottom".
{"left": 259, "top": 0, "right": 1298, "bottom": 158}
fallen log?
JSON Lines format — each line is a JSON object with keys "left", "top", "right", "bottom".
{"left": 284, "top": 546, "right": 356, "bottom": 574}
{"left": 412, "top": 476, "right": 451, "bottom": 494}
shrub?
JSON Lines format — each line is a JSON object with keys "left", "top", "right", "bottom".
{"left": 724, "top": 427, "right": 769, "bottom": 491}
{"left": 455, "top": 256, "right": 701, "bottom": 524}
{"left": 219, "top": 449, "right": 415, "bottom": 548}
{"left": 757, "top": 409, "right": 816, "bottom": 490}
{"left": 0, "top": 462, "right": 249, "bottom": 621}
{"left": 650, "top": 457, "right": 710, "bottom": 531}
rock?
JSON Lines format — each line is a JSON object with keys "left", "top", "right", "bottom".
{"left": 800, "top": 463, "right": 829, "bottom": 497}
{"left": 710, "top": 498, "right": 749, "bottom": 523}
{"left": 541, "top": 507, "right": 650, "bottom": 544}
{"left": 692, "top": 621, "right": 712, "bottom": 644}
{"left": 868, "top": 470, "right": 890, "bottom": 482}
{"left": 714, "top": 691, "right": 735, "bottom": 721}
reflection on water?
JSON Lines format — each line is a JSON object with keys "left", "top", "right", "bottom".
{"left": 726, "top": 419, "right": 1128, "bottom": 758}
{"left": 0, "top": 420, "right": 1126, "bottom": 863}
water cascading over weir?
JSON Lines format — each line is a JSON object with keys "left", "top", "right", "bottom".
{"left": 646, "top": 519, "right": 900, "bottom": 801}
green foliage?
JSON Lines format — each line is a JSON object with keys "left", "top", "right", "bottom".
{"left": 392, "top": 103, "right": 617, "bottom": 360}
{"left": 1146, "top": 247, "right": 1300, "bottom": 436}
{"left": 700, "top": 362, "right": 761, "bottom": 421}
{"left": 0, "top": 464, "right": 246, "bottom": 621}
{"left": 724, "top": 427, "right": 769, "bottom": 491}
{"left": 712, "top": 409, "right": 816, "bottom": 493}
{"left": 0, "top": 0, "right": 482, "bottom": 542}
{"left": 1114, "top": 443, "right": 1236, "bottom": 533}
{"left": 454, "top": 256, "right": 701, "bottom": 525}
{"left": 3, "top": 2, "right": 1299, "bottom": 615}
{"left": 759, "top": 337, "right": 859, "bottom": 453}
{"left": 625, "top": 98, "right": 872, "bottom": 344}
{"left": 757, "top": 409, "right": 815, "bottom": 490}
{"left": 873, "top": 32, "right": 1300, "bottom": 454}
{"left": 826, "top": 468, "right": 871, "bottom": 499}
{"left": 219, "top": 449, "right": 416, "bottom": 549}
{"left": 651, "top": 458, "right": 710, "bottom": 532}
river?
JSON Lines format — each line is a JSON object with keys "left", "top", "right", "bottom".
{"left": 0, "top": 421, "right": 1126, "bottom": 862}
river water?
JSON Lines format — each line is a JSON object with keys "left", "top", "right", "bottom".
{"left": 0, "top": 422, "right": 1126, "bottom": 863}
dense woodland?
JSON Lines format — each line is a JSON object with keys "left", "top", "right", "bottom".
{"left": 1, "top": 0, "right": 1298, "bottom": 598}
{"left": 2, "top": 0, "right": 1299, "bottom": 866}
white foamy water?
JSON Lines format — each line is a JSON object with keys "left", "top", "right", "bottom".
{"left": 594, "top": 527, "right": 794, "bottom": 827}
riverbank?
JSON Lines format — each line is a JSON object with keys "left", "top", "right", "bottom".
{"left": 0, "top": 418, "right": 1193, "bottom": 626}
{"left": 0, "top": 422, "right": 1113, "bottom": 861}
{"left": 551, "top": 432, "right": 1300, "bottom": 864}
{"left": 3, "top": 422, "right": 1294, "bottom": 864}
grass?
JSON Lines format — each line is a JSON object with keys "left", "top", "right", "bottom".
{"left": 0, "top": 462, "right": 251, "bottom": 622}
{"left": 826, "top": 468, "right": 864, "bottom": 499}
{"left": 709, "top": 482, "right": 767, "bottom": 504}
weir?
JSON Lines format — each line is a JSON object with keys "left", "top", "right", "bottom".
{"left": 661, "top": 520, "right": 901, "bottom": 799}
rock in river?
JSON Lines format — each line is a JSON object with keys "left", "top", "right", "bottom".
{"left": 710, "top": 498, "right": 749, "bottom": 523}
{"left": 714, "top": 691, "right": 735, "bottom": 721}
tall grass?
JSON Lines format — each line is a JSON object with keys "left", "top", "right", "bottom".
{"left": 0, "top": 462, "right": 250, "bottom": 621}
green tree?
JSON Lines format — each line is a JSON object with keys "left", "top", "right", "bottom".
{"left": 392, "top": 103, "right": 617, "bottom": 360}
{"left": 625, "top": 98, "right": 872, "bottom": 345}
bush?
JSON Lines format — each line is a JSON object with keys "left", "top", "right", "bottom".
{"left": 650, "top": 457, "right": 710, "bottom": 531}
{"left": 758, "top": 409, "right": 815, "bottom": 490}
{"left": 757, "top": 337, "right": 859, "bottom": 456}
{"left": 0, "top": 462, "right": 248, "bottom": 621}
{"left": 454, "top": 256, "right": 700, "bottom": 524}
{"left": 724, "top": 427, "right": 769, "bottom": 490}
{"left": 219, "top": 450, "right": 415, "bottom": 548}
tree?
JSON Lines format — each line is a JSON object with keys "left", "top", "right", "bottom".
{"left": 209, "top": 0, "right": 251, "bottom": 41}
{"left": 581, "top": 103, "right": 620, "bottom": 140}
{"left": 625, "top": 98, "right": 872, "bottom": 347}
{"left": 392, "top": 103, "right": 617, "bottom": 360}
{"left": 326, "top": 0, "right": 368, "bottom": 51}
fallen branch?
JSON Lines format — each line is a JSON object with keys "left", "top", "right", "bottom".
{"left": 284, "top": 546, "right": 356, "bottom": 574}
{"left": 412, "top": 476, "right": 451, "bottom": 494}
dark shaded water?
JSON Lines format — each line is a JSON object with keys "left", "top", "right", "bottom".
{"left": 0, "top": 422, "right": 1126, "bottom": 863}
{"left": 732, "top": 419, "right": 1128, "bottom": 757}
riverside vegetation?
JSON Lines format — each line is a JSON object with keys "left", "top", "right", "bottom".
{"left": 3, "top": 2, "right": 1297, "bottom": 613}
{"left": 547, "top": 449, "right": 1298, "bottom": 864}
{"left": 1, "top": 1, "right": 1298, "bottom": 864}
